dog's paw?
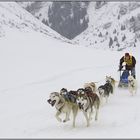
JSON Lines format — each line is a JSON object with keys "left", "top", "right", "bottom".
{"left": 72, "top": 125, "right": 76, "bottom": 128}
{"left": 63, "top": 120, "right": 66, "bottom": 123}
{"left": 86, "top": 124, "right": 90, "bottom": 127}
{"left": 63, "top": 118, "right": 70, "bottom": 123}
{"left": 86, "top": 121, "right": 90, "bottom": 127}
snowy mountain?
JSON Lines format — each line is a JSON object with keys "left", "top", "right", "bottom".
{"left": 18, "top": 2, "right": 89, "bottom": 39}
{"left": 74, "top": 2, "right": 140, "bottom": 50}
{"left": 18, "top": 1, "right": 140, "bottom": 50}
{"left": 0, "top": 2, "right": 71, "bottom": 43}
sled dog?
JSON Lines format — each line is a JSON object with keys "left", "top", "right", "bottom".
{"left": 128, "top": 75, "right": 137, "bottom": 96}
{"left": 47, "top": 92, "right": 78, "bottom": 127}
{"left": 98, "top": 79, "right": 113, "bottom": 104}
{"left": 106, "top": 76, "right": 116, "bottom": 91}
{"left": 76, "top": 88, "right": 100, "bottom": 127}
{"left": 60, "top": 88, "right": 78, "bottom": 103}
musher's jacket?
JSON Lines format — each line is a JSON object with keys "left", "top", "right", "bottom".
{"left": 119, "top": 55, "right": 136, "bottom": 70}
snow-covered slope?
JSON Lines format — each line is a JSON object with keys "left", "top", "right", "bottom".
{"left": 0, "top": 19, "right": 140, "bottom": 138}
{"left": 74, "top": 2, "right": 140, "bottom": 50}
{"left": 0, "top": 2, "right": 71, "bottom": 43}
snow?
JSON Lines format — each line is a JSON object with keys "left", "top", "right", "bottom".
{"left": 0, "top": 2, "right": 140, "bottom": 139}
{"left": 0, "top": 26, "right": 140, "bottom": 138}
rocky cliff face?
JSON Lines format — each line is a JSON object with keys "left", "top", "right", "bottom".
{"left": 19, "top": 2, "right": 89, "bottom": 39}
{"left": 47, "top": 2, "right": 89, "bottom": 39}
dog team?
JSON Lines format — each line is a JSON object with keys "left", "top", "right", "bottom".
{"left": 47, "top": 75, "right": 137, "bottom": 127}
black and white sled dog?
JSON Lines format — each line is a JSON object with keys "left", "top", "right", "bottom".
{"left": 98, "top": 77, "right": 113, "bottom": 104}
{"left": 60, "top": 88, "right": 78, "bottom": 103}
{"left": 76, "top": 88, "right": 100, "bottom": 127}
{"left": 128, "top": 75, "right": 137, "bottom": 96}
{"left": 105, "top": 76, "right": 116, "bottom": 91}
{"left": 47, "top": 91, "right": 78, "bottom": 127}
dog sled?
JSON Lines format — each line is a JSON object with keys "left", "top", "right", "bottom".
{"left": 118, "top": 69, "right": 130, "bottom": 88}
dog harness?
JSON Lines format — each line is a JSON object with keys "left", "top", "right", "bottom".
{"left": 129, "top": 80, "right": 135, "bottom": 88}
{"left": 56, "top": 99, "right": 65, "bottom": 112}
{"left": 85, "top": 93, "right": 97, "bottom": 112}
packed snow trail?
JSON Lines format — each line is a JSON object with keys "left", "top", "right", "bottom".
{"left": 0, "top": 63, "right": 116, "bottom": 94}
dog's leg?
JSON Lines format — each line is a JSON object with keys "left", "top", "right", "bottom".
{"left": 72, "top": 106, "right": 78, "bottom": 128}
{"left": 55, "top": 111, "right": 62, "bottom": 122}
{"left": 129, "top": 87, "right": 133, "bottom": 96}
{"left": 132, "top": 88, "right": 134, "bottom": 96}
{"left": 100, "top": 95, "right": 104, "bottom": 106}
{"left": 132, "top": 88, "right": 137, "bottom": 96}
{"left": 63, "top": 111, "right": 70, "bottom": 123}
{"left": 135, "top": 88, "right": 137, "bottom": 95}
{"left": 111, "top": 86, "right": 113, "bottom": 94}
{"left": 105, "top": 96, "right": 108, "bottom": 103}
{"left": 83, "top": 111, "right": 90, "bottom": 127}
{"left": 95, "top": 108, "right": 99, "bottom": 121}
{"left": 89, "top": 110, "right": 93, "bottom": 122}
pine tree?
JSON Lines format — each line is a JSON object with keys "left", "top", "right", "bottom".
{"left": 122, "top": 35, "right": 126, "bottom": 41}
{"left": 130, "top": 16, "right": 135, "bottom": 22}
{"left": 118, "top": 15, "right": 120, "bottom": 20}
{"left": 109, "top": 37, "right": 113, "bottom": 48}
{"left": 98, "top": 32, "right": 102, "bottom": 37}
{"left": 114, "top": 36, "right": 118, "bottom": 42}
{"left": 113, "top": 29, "right": 116, "bottom": 34}
{"left": 116, "top": 43, "right": 120, "bottom": 48}
{"left": 121, "top": 25, "right": 126, "bottom": 31}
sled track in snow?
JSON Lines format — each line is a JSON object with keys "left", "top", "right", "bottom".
{"left": 0, "top": 64, "right": 115, "bottom": 93}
